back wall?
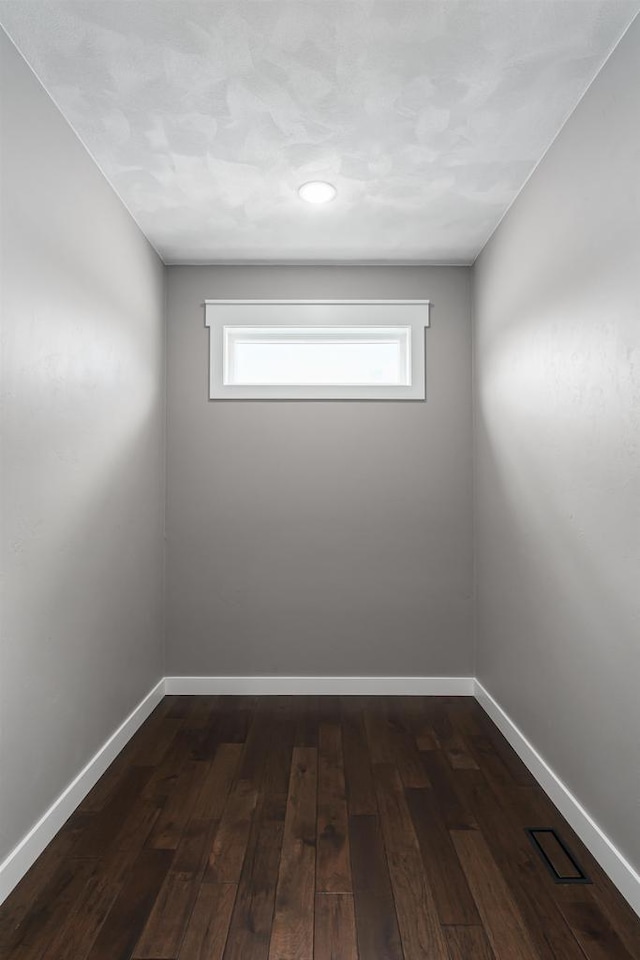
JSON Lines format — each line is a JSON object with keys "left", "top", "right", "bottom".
{"left": 165, "top": 265, "right": 473, "bottom": 677}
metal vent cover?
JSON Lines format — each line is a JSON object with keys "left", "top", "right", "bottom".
{"left": 526, "top": 828, "right": 591, "bottom": 884}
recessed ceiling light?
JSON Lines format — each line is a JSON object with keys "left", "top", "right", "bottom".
{"left": 298, "top": 181, "right": 337, "bottom": 204}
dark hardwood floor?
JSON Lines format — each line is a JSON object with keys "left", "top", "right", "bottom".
{"left": 1, "top": 695, "right": 639, "bottom": 959}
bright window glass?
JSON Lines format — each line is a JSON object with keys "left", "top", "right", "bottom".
{"left": 223, "top": 326, "right": 411, "bottom": 387}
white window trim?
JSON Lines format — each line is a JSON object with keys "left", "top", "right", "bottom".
{"left": 204, "top": 300, "right": 430, "bottom": 400}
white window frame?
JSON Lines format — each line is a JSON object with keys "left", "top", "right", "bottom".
{"left": 204, "top": 300, "right": 430, "bottom": 400}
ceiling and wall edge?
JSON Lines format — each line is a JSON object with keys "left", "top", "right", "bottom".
{"left": 471, "top": 8, "right": 640, "bottom": 264}
{"left": 0, "top": 25, "right": 166, "bottom": 264}
{"left": 164, "top": 260, "right": 474, "bottom": 267}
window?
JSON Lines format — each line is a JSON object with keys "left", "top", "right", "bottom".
{"left": 224, "top": 326, "right": 411, "bottom": 387}
{"left": 205, "top": 300, "right": 430, "bottom": 400}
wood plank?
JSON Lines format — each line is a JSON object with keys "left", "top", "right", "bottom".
{"left": 205, "top": 780, "right": 258, "bottom": 883}
{"left": 223, "top": 814, "right": 284, "bottom": 960}
{"left": 74, "top": 766, "right": 152, "bottom": 857}
{"left": 149, "top": 761, "right": 210, "bottom": 850}
{"left": 131, "top": 717, "right": 185, "bottom": 767}
{"left": 348, "top": 815, "right": 402, "bottom": 960}
{"left": 112, "top": 791, "right": 163, "bottom": 856}
{"left": 133, "top": 820, "right": 217, "bottom": 958}
{"left": 363, "top": 705, "right": 395, "bottom": 765}
{"left": 0, "top": 816, "right": 87, "bottom": 950}
{"left": 420, "top": 749, "right": 478, "bottom": 830}
{"left": 180, "top": 695, "right": 219, "bottom": 726}
{"left": 177, "top": 882, "right": 237, "bottom": 960}
{"left": 451, "top": 828, "right": 541, "bottom": 960}
{"left": 3, "top": 859, "right": 97, "bottom": 960}
{"left": 410, "top": 696, "right": 445, "bottom": 751}
{"left": 413, "top": 717, "right": 439, "bottom": 752}
{"left": 268, "top": 747, "right": 317, "bottom": 960}
{"left": 428, "top": 707, "right": 479, "bottom": 770}
{"left": 141, "top": 729, "right": 197, "bottom": 805}
{"left": 373, "top": 764, "right": 449, "bottom": 960}
{"left": 165, "top": 696, "right": 198, "bottom": 720}
{"left": 41, "top": 850, "right": 144, "bottom": 960}
{"left": 553, "top": 885, "right": 636, "bottom": 960}
{"left": 444, "top": 925, "right": 497, "bottom": 960}
{"left": 41, "top": 875, "right": 122, "bottom": 960}
{"left": 191, "top": 743, "right": 243, "bottom": 820}
{"left": 292, "top": 697, "right": 319, "bottom": 747}
{"left": 340, "top": 700, "right": 376, "bottom": 816}
{"left": 384, "top": 699, "right": 431, "bottom": 788}
{"left": 317, "top": 696, "right": 342, "bottom": 724}
{"left": 589, "top": 875, "right": 640, "bottom": 960}
{"left": 314, "top": 893, "right": 358, "bottom": 960}
{"left": 85, "top": 848, "right": 174, "bottom": 960}
{"left": 238, "top": 699, "right": 289, "bottom": 785}
{"left": 197, "top": 698, "right": 253, "bottom": 761}
{"left": 214, "top": 697, "right": 254, "bottom": 743}
{"left": 172, "top": 818, "right": 218, "bottom": 880}
{"left": 260, "top": 709, "right": 295, "bottom": 804}
{"left": 465, "top": 733, "right": 517, "bottom": 789}
{"left": 316, "top": 723, "right": 351, "bottom": 894}
{"left": 78, "top": 704, "right": 174, "bottom": 805}
{"left": 78, "top": 746, "right": 153, "bottom": 815}
{"left": 44, "top": 811, "right": 169, "bottom": 960}
{"left": 180, "top": 698, "right": 220, "bottom": 761}
{"left": 133, "top": 876, "right": 196, "bottom": 959}
{"left": 405, "top": 785, "right": 480, "bottom": 925}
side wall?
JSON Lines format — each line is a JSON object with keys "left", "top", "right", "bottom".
{"left": 166, "top": 265, "right": 473, "bottom": 677}
{"left": 0, "top": 32, "right": 166, "bottom": 865}
{"left": 474, "top": 16, "right": 640, "bottom": 877}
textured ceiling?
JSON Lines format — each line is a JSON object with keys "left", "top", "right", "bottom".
{"left": 1, "top": 2, "right": 638, "bottom": 263}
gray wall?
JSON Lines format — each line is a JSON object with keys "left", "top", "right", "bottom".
{"left": 474, "top": 16, "right": 640, "bottom": 875}
{"left": 0, "top": 32, "right": 166, "bottom": 864}
{"left": 166, "top": 266, "right": 473, "bottom": 677}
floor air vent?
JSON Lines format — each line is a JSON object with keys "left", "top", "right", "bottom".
{"left": 525, "top": 828, "right": 591, "bottom": 884}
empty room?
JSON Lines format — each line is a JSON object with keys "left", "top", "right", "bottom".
{"left": 1, "top": 2, "right": 639, "bottom": 958}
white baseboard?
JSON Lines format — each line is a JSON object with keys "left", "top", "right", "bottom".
{"left": 164, "top": 675, "right": 475, "bottom": 696}
{"left": 474, "top": 680, "right": 640, "bottom": 919}
{"left": 0, "top": 678, "right": 166, "bottom": 906}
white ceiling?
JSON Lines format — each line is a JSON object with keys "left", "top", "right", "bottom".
{"left": 1, "top": 1, "right": 638, "bottom": 264}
